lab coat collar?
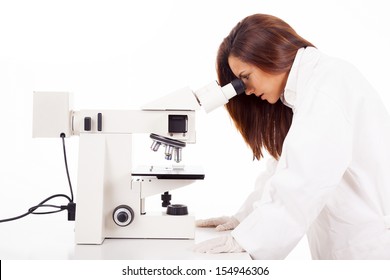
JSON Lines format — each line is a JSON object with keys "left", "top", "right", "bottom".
{"left": 281, "top": 47, "right": 305, "bottom": 109}
{"left": 281, "top": 47, "right": 321, "bottom": 110}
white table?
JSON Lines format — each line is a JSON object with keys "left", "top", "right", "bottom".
{"left": 0, "top": 217, "right": 251, "bottom": 260}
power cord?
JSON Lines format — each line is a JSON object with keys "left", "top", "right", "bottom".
{"left": 0, "top": 133, "right": 76, "bottom": 223}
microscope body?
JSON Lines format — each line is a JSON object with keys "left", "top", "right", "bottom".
{"left": 74, "top": 110, "right": 200, "bottom": 244}
{"left": 32, "top": 80, "right": 245, "bottom": 245}
{"left": 33, "top": 88, "right": 203, "bottom": 244}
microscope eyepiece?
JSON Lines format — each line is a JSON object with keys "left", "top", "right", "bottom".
{"left": 194, "top": 79, "right": 247, "bottom": 113}
{"left": 230, "top": 78, "right": 246, "bottom": 95}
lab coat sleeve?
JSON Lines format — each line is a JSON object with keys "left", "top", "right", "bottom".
{"left": 233, "top": 157, "right": 278, "bottom": 222}
{"left": 232, "top": 89, "right": 353, "bottom": 259}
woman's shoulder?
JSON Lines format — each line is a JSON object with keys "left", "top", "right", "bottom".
{"left": 315, "top": 50, "right": 362, "bottom": 81}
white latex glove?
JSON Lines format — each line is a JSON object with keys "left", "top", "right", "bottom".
{"left": 195, "top": 216, "right": 239, "bottom": 231}
{"left": 193, "top": 235, "right": 245, "bottom": 254}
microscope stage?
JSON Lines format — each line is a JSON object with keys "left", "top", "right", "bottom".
{"left": 132, "top": 165, "right": 205, "bottom": 180}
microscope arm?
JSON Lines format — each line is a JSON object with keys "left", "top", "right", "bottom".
{"left": 71, "top": 110, "right": 196, "bottom": 143}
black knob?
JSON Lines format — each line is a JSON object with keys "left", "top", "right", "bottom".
{"left": 84, "top": 117, "right": 92, "bottom": 131}
{"left": 166, "top": 204, "right": 188, "bottom": 216}
{"left": 161, "top": 191, "right": 172, "bottom": 207}
{"left": 113, "top": 205, "right": 134, "bottom": 227}
{"left": 117, "top": 211, "right": 128, "bottom": 223}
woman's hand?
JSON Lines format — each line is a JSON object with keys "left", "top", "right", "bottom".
{"left": 195, "top": 216, "right": 239, "bottom": 231}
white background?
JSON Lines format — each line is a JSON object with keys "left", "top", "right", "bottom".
{"left": 1, "top": 0, "right": 390, "bottom": 261}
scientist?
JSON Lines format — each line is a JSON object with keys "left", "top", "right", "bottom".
{"left": 194, "top": 13, "right": 390, "bottom": 259}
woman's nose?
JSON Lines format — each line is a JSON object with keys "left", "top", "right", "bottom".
{"left": 245, "top": 88, "right": 254, "bottom": 95}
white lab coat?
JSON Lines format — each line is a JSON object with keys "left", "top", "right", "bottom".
{"left": 231, "top": 47, "right": 390, "bottom": 259}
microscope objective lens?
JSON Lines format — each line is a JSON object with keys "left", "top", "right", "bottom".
{"left": 165, "top": 145, "right": 173, "bottom": 157}
{"left": 150, "top": 141, "right": 161, "bottom": 151}
{"left": 174, "top": 148, "right": 182, "bottom": 163}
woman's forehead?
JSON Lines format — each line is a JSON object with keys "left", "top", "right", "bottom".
{"left": 228, "top": 56, "right": 253, "bottom": 74}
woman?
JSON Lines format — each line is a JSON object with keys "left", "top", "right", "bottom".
{"left": 194, "top": 13, "right": 390, "bottom": 259}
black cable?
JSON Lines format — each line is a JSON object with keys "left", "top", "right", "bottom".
{"left": 0, "top": 135, "right": 75, "bottom": 223}
{"left": 61, "top": 133, "right": 74, "bottom": 202}
{"left": 0, "top": 194, "right": 71, "bottom": 223}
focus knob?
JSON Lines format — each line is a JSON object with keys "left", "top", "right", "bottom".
{"left": 113, "top": 205, "right": 134, "bottom": 227}
{"left": 117, "top": 212, "right": 128, "bottom": 223}
{"left": 166, "top": 204, "right": 188, "bottom": 216}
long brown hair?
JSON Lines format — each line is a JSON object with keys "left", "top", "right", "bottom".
{"left": 217, "top": 14, "right": 314, "bottom": 160}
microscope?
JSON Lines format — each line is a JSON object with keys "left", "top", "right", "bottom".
{"left": 32, "top": 79, "right": 245, "bottom": 244}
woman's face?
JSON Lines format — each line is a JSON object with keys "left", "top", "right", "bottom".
{"left": 228, "top": 55, "right": 288, "bottom": 104}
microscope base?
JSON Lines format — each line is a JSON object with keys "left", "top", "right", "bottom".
{"left": 106, "top": 213, "right": 195, "bottom": 240}
{"left": 75, "top": 214, "right": 195, "bottom": 245}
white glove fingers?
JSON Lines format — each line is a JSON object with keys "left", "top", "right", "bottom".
{"left": 195, "top": 216, "right": 230, "bottom": 228}
{"left": 215, "top": 217, "right": 240, "bottom": 231}
{"left": 193, "top": 236, "right": 228, "bottom": 253}
{"left": 193, "top": 235, "right": 244, "bottom": 254}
